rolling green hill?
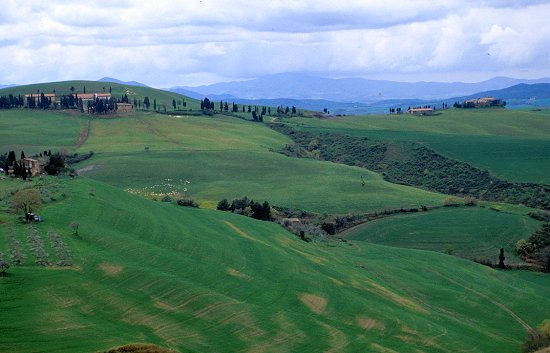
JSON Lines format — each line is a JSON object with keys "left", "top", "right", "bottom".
{"left": 0, "top": 103, "right": 448, "bottom": 213}
{"left": 342, "top": 206, "right": 540, "bottom": 263}
{"left": 2, "top": 82, "right": 549, "bottom": 353}
{"left": 0, "top": 109, "right": 85, "bottom": 154}
{"left": 1, "top": 177, "right": 549, "bottom": 353}
{"left": 281, "top": 109, "right": 550, "bottom": 184}
{"left": 0, "top": 80, "right": 202, "bottom": 111}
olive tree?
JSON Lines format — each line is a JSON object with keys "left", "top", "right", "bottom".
{"left": 11, "top": 188, "right": 41, "bottom": 222}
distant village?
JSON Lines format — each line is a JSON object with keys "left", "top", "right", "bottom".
{"left": 388, "top": 97, "right": 505, "bottom": 116}
{"left": 0, "top": 86, "right": 134, "bottom": 114}
{"left": 22, "top": 91, "right": 134, "bottom": 114}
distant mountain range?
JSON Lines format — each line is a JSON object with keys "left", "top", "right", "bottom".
{"left": 0, "top": 84, "right": 17, "bottom": 89}
{"left": 168, "top": 73, "right": 550, "bottom": 102}
{"left": 170, "top": 77, "right": 550, "bottom": 114}
{"left": 97, "top": 77, "right": 149, "bottom": 87}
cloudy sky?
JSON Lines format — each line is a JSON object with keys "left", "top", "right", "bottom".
{"left": 1, "top": 0, "right": 549, "bottom": 87}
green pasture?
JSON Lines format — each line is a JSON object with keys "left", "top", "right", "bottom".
{"left": 79, "top": 149, "right": 447, "bottom": 213}
{"left": 0, "top": 109, "right": 85, "bottom": 155}
{"left": 80, "top": 112, "right": 290, "bottom": 153}
{"left": 342, "top": 206, "right": 541, "bottom": 263}
{"left": 286, "top": 109, "right": 550, "bottom": 138}
{"left": 1, "top": 177, "right": 549, "bottom": 353}
{"left": 282, "top": 109, "right": 550, "bottom": 184}
{"left": 68, "top": 111, "right": 446, "bottom": 213}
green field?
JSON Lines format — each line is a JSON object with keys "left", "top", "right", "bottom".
{"left": 1, "top": 177, "right": 549, "bottom": 353}
{"left": 67, "top": 112, "right": 446, "bottom": 212}
{"left": 1, "top": 82, "right": 549, "bottom": 353}
{"left": 342, "top": 206, "right": 541, "bottom": 263}
{"left": 282, "top": 109, "right": 550, "bottom": 184}
{"left": 0, "top": 110, "right": 86, "bottom": 155}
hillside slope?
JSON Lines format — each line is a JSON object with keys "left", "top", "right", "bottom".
{"left": 0, "top": 80, "right": 201, "bottom": 111}
{"left": 1, "top": 177, "right": 549, "bottom": 352}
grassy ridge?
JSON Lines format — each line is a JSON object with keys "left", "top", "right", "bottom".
{"left": 0, "top": 80, "right": 202, "bottom": 111}
{"left": 342, "top": 206, "right": 540, "bottom": 263}
{"left": 80, "top": 112, "right": 291, "bottom": 153}
{"left": 281, "top": 109, "right": 550, "bottom": 184}
{"left": 1, "top": 177, "right": 549, "bottom": 352}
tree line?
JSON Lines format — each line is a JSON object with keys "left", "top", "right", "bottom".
{"left": 199, "top": 97, "right": 301, "bottom": 122}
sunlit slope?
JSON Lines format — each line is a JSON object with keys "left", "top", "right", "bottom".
{"left": 76, "top": 114, "right": 446, "bottom": 212}
{"left": 342, "top": 206, "right": 540, "bottom": 263}
{"left": 0, "top": 109, "right": 85, "bottom": 154}
{"left": 80, "top": 113, "right": 291, "bottom": 153}
{"left": 281, "top": 109, "right": 550, "bottom": 184}
{"left": 1, "top": 178, "right": 549, "bottom": 353}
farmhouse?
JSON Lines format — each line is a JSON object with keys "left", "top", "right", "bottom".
{"left": 116, "top": 103, "right": 134, "bottom": 113}
{"left": 77, "top": 93, "right": 112, "bottom": 102}
{"left": 8, "top": 158, "right": 43, "bottom": 177}
{"left": 23, "top": 93, "right": 56, "bottom": 107}
{"left": 464, "top": 97, "right": 504, "bottom": 108}
{"left": 24, "top": 93, "right": 56, "bottom": 101}
{"left": 408, "top": 107, "right": 433, "bottom": 115}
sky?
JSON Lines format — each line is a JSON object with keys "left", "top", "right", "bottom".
{"left": 1, "top": 0, "right": 549, "bottom": 87}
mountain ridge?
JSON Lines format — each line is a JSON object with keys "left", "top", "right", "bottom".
{"left": 168, "top": 73, "right": 550, "bottom": 102}
{"left": 97, "top": 77, "right": 149, "bottom": 87}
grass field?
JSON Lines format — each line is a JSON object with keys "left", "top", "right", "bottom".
{"left": 342, "top": 206, "right": 541, "bottom": 263}
{"left": 1, "top": 86, "right": 549, "bottom": 353}
{"left": 282, "top": 108, "right": 550, "bottom": 184}
{"left": 80, "top": 112, "right": 291, "bottom": 153}
{"left": 1, "top": 177, "right": 549, "bottom": 353}
{"left": 71, "top": 112, "right": 447, "bottom": 213}
{"left": 0, "top": 106, "right": 448, "bottom": 213}
{"left": 0, "top": 109, "right": 86, "bottom": 155}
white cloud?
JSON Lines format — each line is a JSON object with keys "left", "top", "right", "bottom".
{"left": 0, "top": 0, "right": 548, "bottom": 86}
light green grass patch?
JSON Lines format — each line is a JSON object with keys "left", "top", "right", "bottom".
{"left": 0, "top": 110, "right": 85, "bottom": 155}
{"left": 342, "top": 206, "right": 540, "bottom": 263}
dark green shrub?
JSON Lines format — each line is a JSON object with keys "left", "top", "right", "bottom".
{"left": 177, "top": 198, "right": 199, "bottom": 208}
{"left": 216, "top": 198, "right": 231, "bottom": 211}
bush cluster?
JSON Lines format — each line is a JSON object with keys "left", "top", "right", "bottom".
{"left": 522, "top": 320, "right": 550, "bottom": 353}
{"left": 217, "top": 197, "right": 272, "bottom": 221}
{"left": 177, "top": 198, "right": 199, "bottom": 208}
{"left": 516, "top": 223, "right": 550, "bottom": 271}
